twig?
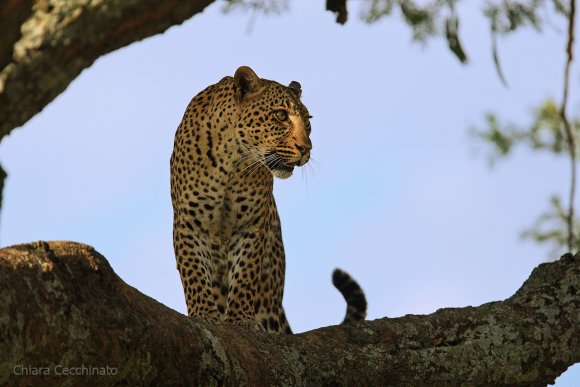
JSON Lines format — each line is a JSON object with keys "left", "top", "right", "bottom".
{"left": 0, "top": 163, "right": 5, "bottom": 244}
{"left": 560, "top": 0, "right": 577, "bottom": 252}
{"left": 490, "top": 27, "right": 508, "bottom": 87}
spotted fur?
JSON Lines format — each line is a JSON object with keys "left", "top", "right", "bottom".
{"left": 170, "top": 66, "right": 366, "bottom": 333}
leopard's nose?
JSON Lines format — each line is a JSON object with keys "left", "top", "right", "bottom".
{"left": 296, "top": 138, "right": 312, "bottom": 156}
{"left": 296, "top": 141, "right": 311, "bottom": 166}
{"left": 296, "top": 143, "right": 311, "bottom": 156}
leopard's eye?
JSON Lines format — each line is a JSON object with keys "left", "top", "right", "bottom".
{"left": 275, "top": 110, "right": 288, "bottom": 121}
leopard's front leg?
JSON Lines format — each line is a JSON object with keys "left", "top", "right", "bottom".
{"left": 224, "top": 230, "right": 265, "bottom": 330}
{"left": 173, "top": 219, "right": 222, "bottom": 323}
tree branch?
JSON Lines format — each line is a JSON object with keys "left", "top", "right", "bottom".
{"left": 561, "top": 0, "right": 577, "bottom": 251}
{"left": 0, "top": 241, "right": 578, "bottom": 385}
{"left": 326, "top": 0, "right": 348, "bottom": 25}
{"left": 0, "top": 0, "right": 215, "bottom": 141}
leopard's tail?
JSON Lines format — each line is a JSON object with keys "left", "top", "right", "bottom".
{"left": 332, "top": 268, "right": 367, "bottom": 324}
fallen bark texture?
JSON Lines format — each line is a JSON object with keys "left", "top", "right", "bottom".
{"left": 0, "top": 241, "right": 578, "bottom": 386}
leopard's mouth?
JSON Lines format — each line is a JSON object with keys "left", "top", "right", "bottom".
{"left": 273, "top": 163, "right": 294, "bottom": 172}
{"left": 264, "top": 152, "right": 295, "bottom": 173}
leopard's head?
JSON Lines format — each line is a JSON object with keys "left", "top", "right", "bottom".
{"left": 233, "top": 66, "right": 312, "bottom": 179}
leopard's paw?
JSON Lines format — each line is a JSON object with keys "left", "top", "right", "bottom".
{"left": 226, "top": 318, "right": 266, "bottom": 332}
{"left": 189, "top": 311, "right": 223, "bottom": 326}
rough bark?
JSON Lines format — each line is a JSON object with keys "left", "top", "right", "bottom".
{"left": 0, "top": 241, "right": 578, "bottom": 386}
{"left": 0, "top": 0, "right": 215, "bottom": 141}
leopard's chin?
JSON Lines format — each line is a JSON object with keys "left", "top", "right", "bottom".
{"left": 272, "top": 168, "right": 293, "bottom": 179}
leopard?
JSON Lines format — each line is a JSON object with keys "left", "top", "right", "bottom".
{"left": 170, "top": 66, "right": 366, "bottom": 333}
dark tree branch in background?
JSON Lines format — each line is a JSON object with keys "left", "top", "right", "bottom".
{"left": 561, "top": 0, "right": 577, "bottom": 251}
{"left": 0, "top": 0, "right": 215, "bottom": 141}
{"left": 326, "top": 0, "right": 348, "bottom": 25}
{"left": 0, "top": 241, "right": 578, "bottom": 385}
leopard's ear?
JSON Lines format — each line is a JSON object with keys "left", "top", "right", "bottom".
{"left": 234, "top": 66, "right": 262, "bottom": 104}
{"left": 288, "top": 81, "right": 302, "bottom": 98}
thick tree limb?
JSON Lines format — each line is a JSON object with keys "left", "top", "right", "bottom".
{"left": 0, "top": 241, "right": 578, "bottom": 385}
{"left": 0, "top": 0, "right": 215, "bottom": 140}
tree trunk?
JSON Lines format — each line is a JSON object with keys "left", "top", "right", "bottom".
{"left": 0, "top": 0, "right": 215, "bottom": 141}
{"left": 0, "top": 241, "right": 578, "bottom": 386}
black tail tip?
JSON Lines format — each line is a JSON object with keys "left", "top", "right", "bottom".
{"left": 332, "top": 268, "right": 367, "bottom": 323}
{"left": 332, "top": 268, "right": 349, "bottom": 288}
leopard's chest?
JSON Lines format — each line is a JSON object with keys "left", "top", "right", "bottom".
{"left": 183, "top": 168, "right": 271, "bottom": 241}
{"left": 218, "top": 172, "right": 273, "bottom": 237}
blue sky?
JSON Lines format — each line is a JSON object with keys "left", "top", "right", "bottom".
{"left": 0, "top": 1, "right": 578, "bottom": 383}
